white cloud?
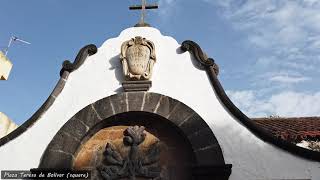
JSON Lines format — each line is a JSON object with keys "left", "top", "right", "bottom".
{"left": 226, "top": 90, "right": 273, "bottom": 117}
{"left": 269, "top": 75, "right": 310, "bottom": 83}
{"left": 205, "top": 0, "right": 320, "bottom": 117}
{"left": 230, "top": 0, "right": 319, "bottom": 51}
{"left": 227, "top": 90, "right": 320, "bottom": 117}
{"left": 209, "top": 0, "right": 320, "bottom": 85}
{"left": 255, "top": 56, "right": 314, "bottom": 72}
{"left": 157, "top": 0, "right": 178, "bottom": 16}
{"left": 213, "top": 0, "right": 320, "bottom": 44}
{"left": 252, "top": 70, "right": 311, "bottom": 88}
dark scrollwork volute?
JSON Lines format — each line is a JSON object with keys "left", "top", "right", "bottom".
{"left": 98, "top": 126, "right": 161, "bottom": 180}
{"left": 60, "top": 44, "right": 98, "bottom": 76}
{"left": 181, "top": 40, "right": 219, "bottom": 75}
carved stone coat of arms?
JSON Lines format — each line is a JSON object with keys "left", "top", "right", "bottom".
{"left": 120, "top": 36, "right": 156, "bottom": 81}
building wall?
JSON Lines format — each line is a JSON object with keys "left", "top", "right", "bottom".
{"left": 0, "top": 112, "right": 18, "bottom": 138}
{"left": 0, "top": 52, "right": 13, "bottom": 80}
{"left": 0, "top": 27, "right": 319, "bottom": 179}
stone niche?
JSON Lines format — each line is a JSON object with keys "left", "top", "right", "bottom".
{"left": 39, "top": 93, "right": 231, "bottom": 180}
{"left": 73, "top": 126, "right": 163, "bottom": 179}
{"left": 73, "top": 115, "right": 195, "bottom": 180}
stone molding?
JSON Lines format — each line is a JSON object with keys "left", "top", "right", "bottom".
{"left": 181, "top": 40, "right": 219, "bottom": 75}
{"left": 60, "top": 44, "right": 98, "bottom": 76}
{"left": 0, "top": 44, "right": 97, "bottom": 147}
{"left": 181, "top": 40, "right": 320, "bottom": 162}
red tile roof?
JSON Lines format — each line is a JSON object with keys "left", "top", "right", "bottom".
{"left": 253, "top": 117, "right": 320, "bottom": 142}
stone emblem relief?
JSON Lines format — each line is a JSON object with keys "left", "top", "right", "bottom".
{"left": 97, "top": 126, "right": 162, "bottom": 180}
{"left": 120, "top": 36, "right": 156, "bottom": 81}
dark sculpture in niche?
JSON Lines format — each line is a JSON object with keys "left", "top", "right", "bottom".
{"left": 98, "top": 126, "right": 161, "bottom": 180}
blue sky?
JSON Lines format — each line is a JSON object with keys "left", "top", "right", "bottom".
{"left": 0, "top": 0, "right": 319, "bottom": 125}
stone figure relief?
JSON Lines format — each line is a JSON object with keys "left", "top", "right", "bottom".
{"left": 120, "top": 36, "right": 156, "bottom": 81}
{"left": 97, "top": 126, "right": 162, "bottom": 180}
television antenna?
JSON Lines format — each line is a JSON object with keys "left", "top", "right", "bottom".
{"left": 2, "top": 36, "right": 31, "bottom": 56}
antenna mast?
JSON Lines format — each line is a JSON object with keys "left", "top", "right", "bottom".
{"left": 3, "top": 36, "right": 31, "bottom": 56}
{"left": 0, "top": 36, "right": 31, "bottom": 80}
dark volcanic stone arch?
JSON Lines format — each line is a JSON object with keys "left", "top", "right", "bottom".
{"left": 39, "top": 92, "right": 231, "bottom": 179}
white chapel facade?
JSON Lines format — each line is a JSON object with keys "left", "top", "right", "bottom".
{"left": 0, "top": 3, "right": 319, "bottom": 179}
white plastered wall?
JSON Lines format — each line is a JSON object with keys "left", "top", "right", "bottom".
{"left": 0, "top": 27, "right": 319, "bottom": 180}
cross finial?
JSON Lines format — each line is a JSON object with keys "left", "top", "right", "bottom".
{"left": 129, "top": 0, "right": 158, "bottom": 27}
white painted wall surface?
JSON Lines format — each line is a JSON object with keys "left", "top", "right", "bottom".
{"left": 0, "top": 27, "right": 319, "bottom": 180}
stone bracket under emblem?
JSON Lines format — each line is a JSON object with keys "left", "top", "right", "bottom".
{"left": 122, "top": 80, "right": 152, "bottom": 92}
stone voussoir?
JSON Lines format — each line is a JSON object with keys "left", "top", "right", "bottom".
{"left": 194, "top": 145, "right": 225, "bottom": 166}
{"left": 142, "top": 93, "right": 162, "bottom": 113}
{"left": 179, "top": 113, "right": 209, "bottom": 136}
{"left": 188, "top": 127, "right": 219, "bottom": 151}
{"left": 109, "top": 93, "right": 128, "bottom": 115}
{"left": 39, "top": 150, "right": 74, "bottom": 169}
{"left": 154, "top": 95, "right": 180, "bottom": 117}
{"left": 60, "top": 116, "right": 89, "bottom": 141}
{"left": 126, "top": 92, "right": 145, "bottom": 111}
{"left": 167, "top": 102, "right": 195, "bottom": 125}
{"left": 73, "top": 105, "right": 102, "bottom": 129}
{"left": 92, "top": 97, "right": 114, "bottom": 120}
{"left": 46, "top": 131, "right": 80, "bottom": 155}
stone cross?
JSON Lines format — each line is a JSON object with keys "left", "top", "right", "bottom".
{"left": 129, "top": 0, "right": 158, "bottom": 27}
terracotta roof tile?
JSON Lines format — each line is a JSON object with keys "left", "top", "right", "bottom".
{"left": 253, "top": 117, "right": 320, "bottom": 142}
